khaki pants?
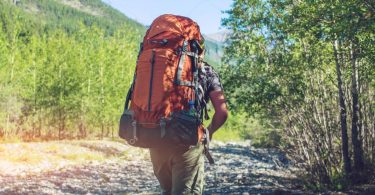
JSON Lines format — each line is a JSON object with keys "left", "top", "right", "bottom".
{"left": 149, "top": 144, "right": 205, "bottom": 195}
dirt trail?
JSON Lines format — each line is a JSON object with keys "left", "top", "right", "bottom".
{"left": 0, "top": 140, "right": 307, "bottom": 194}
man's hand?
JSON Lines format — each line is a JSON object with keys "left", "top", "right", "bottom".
{"left": 207, "top": 90, "right": 228, "bottom": 139}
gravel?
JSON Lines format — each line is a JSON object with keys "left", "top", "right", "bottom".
{"left": 0, "top": 140, "right": 307, "bottom": 195}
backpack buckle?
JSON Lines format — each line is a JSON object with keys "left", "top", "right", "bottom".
{"left": 131, "top": 121, "right": 138, "bottom": 144}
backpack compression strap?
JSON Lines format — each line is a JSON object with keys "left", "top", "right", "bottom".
{"left": 175, "top": 39, "right": 204, "bottom": 122}
{"left": 175, "top": 40, "right": 199, "bottom": 87}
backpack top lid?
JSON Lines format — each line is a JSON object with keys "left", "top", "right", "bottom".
{"left": 144, "top": 14, "right": 204, "bottom": 54}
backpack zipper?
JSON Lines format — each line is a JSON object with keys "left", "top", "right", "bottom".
{"left": 148, "top": 50, "right": 156, "bottom": 112}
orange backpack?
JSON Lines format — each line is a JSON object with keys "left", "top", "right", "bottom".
{"left": 119, "top": 14, "right": 206, "bottom": 148}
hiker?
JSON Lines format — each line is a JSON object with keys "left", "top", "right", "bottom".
{"left": 149, "top": 64, "right": 228, "bottom": 194}
{"left": 119, "top": 14, "right": 228, "bottom": 194}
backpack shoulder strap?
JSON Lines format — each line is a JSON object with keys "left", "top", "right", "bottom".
{"left": 123, "top": 84, "right": 133, "bottom": 111}
{"left": 123, "top": 42, "right": 144, "bottom": 112}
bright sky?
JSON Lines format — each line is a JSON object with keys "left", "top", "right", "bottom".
{"left": 102, "top": 0, "right": 233, "bottom": 34}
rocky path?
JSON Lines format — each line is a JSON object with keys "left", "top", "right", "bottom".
{"left": 0, "top": 141, "right": 306, "bottom": 194}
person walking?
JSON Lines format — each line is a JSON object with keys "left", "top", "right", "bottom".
{"left": 150, "top": 60, "right": 228, "bottom": 194}
{"left": 119, "top": 14, "right": 228, "bottom": 195}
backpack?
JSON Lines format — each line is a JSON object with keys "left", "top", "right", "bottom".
{"left": 119, "top": 14, "right": 207, "bottom": 148}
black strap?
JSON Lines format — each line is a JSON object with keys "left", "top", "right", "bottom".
{"left": 124, "top": 84, "right": 132, "bottom": 111}
{"left": 148, "top": 50, "right": 156, "bottom": 112}
{"left": 190, "top": 40, "right": 201, "bottom": 120}
{"left": 204, "top": 106, "right": 210, "bottom": 120}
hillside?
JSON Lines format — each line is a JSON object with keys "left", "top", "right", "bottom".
{"left": 206, "top": 30, "right": 230, "bottom": 43}
{"left": 4, "top": 0, "right": 223, "bottom": 65}
{"left": 203, "top": 36, "right": 224, "bottom": 67}
{"left": 6, "top": 0, "right": 145, "bottom": 35}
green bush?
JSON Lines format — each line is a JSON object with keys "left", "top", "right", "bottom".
{"left": 238, "top": 117, "right": 281, "bottom": 148}
{"left": 206, "top": 108, "right": 282, "bottom": 148}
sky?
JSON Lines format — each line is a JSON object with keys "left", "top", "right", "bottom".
{"left": 102, "top": 0, "right": 233, "bottom": 35}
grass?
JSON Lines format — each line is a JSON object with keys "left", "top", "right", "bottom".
{"left": 204, "top": 107, "right": 244, "bottom": 142}
{"left": 59, "top": 152, "right": 105, "bottom": 161}
{"left": 0, "top": 135, "right": 23, "bottom": 143}
{"left": 0, "top": 140, "right": 131, "bottom": 175}
{"left": 205, "top": 110, "right": 282, "bottom": 147}
{"left": 8, "top": 153, "right": 43, "bottom": 164}
{"left": 0, "top": 143, "right": 44, "bottom": 165}
{"left": 213, "top": 128, "right": 242, "bottom": 142}
{"left": 0, "top": 139, "right": 147, "bottom": 161}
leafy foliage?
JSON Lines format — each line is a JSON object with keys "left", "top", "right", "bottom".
{"left": 221, "top": 0, "right": 374, "bottom": 189}
{"left": 0, "top": 0, "right": 144, "bottom": 140}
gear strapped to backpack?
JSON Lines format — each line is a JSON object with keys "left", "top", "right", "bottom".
{"left": 119, "top": 14, "right": 208, "bottom": 148}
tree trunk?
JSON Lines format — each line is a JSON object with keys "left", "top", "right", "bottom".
{"left": 333, "top": 40, "right": 351, "bottom": 176}
{"left": 101, "top": 123, "right": 104, "bottom": 140}
{"left": 350, "top": 41, "right": 364, "bottom": 172}
{"left": 58, "top": 108, "right": 62, "bottom": 140}
{"left": 100, "top": 63, "right": 105, "bottom": 140}
{"left": 111, "top": 125, "right": 114, "bottom": 138}
{"left": 33, "top": 58, "right": 37, "bottom": 138}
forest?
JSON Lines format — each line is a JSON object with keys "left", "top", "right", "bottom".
{"left": 0, "top": 0, "right": 374, "bottom": 190}
{"left": 0, "top": 0, "right": 143, "bottom": 140}
{"left": 220, "top": 0, "right": 374, "bottom": 189}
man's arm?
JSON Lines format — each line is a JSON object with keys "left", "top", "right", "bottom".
{"left": 207, "top": 90, "right": 228, "bottom": 139}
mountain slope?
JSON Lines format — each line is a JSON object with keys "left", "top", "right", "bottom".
{"left": 3, "top": 0, "right": 222, "bottom": 64}
{"left": 203, "top": 36, "right": 224, "bottom": 67}
{"left": 6, "top": 0, "right": 145, "bottom": 35}
{"left": 205, "top": 30, "right": 230, "bottom": 43}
